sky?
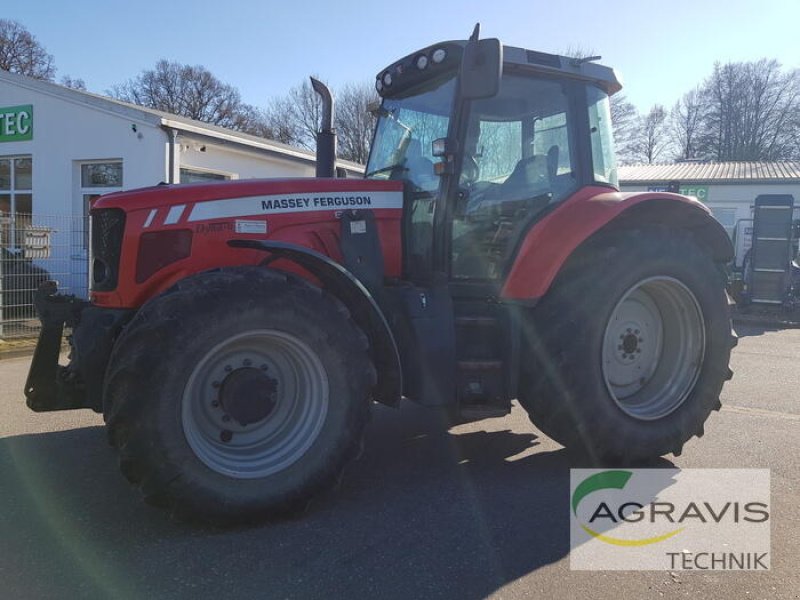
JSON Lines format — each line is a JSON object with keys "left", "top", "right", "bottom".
{"left": 5, "top": 0, "right": 800, "bottom": 114}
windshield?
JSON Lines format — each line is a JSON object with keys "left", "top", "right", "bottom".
{"left": 365, "top": 76, "right": 455, "bottom": 192}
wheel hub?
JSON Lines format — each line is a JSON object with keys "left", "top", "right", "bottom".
{"left": 218, "top": 367, "right": 278, "bottom": 426}
{"left": 182, "top": 329, "right": 330, "bottom": 479}
{"left": 622, "top": 332, "right": 639, "bottom": 355}
{"left": 602, "top": 277, "right": 705, "bottom": 421}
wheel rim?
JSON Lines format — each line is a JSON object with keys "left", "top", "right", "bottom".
{"left": 182, "top": 330, "right": 329, "bottom": 479}
{"left": 602, "top": 276, "right": 705, "bottom": 421}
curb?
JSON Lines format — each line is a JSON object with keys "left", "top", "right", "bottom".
{"left": 0, "top": 338, "right": 38, "bottom": 360}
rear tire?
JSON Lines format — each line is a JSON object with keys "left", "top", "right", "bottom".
{"left": 104, "top": 267, "right": 375, "bottom": 523}
{"left": 518, "top": 228, "right": 734, "bottom": 462}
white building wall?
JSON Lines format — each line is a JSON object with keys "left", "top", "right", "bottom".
{"left": 0, "top": 84, "right": 168, "bottom": 216}
{"left": 179, "top": 139, "right": 315, "bottom": 180}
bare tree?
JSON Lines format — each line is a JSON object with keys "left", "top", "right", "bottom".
{"left": 335, "top": 82, "right": 378, "bottom": 164}
{"left": 632, "top": 104, "right": 669, "bottom": 164}
{"left": 262, "top": 78, "right": 326, "bottom": 151}
{"left": 698, "top": 59, "right": 800, "bottom": 160}
{"left": 670, "top": 87, "right": 706, "bottom": 160}
{"left": 263, "top": 78, "right": 379, "bottom": 162}
{"left": 609, "top": 94, "right": 640, "bottom": 164}
{"left": 111, "top": 60, "right": 261, "bottom": 132}
{"left": 0, "top": 19, "right": 55, "bottom": 80}
{"left": 60, "top": 75, "right": 86, "bottom": 90}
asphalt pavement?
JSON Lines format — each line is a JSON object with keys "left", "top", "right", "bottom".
{"left": 0, "top": 324, "right": 797, "bottom": 599}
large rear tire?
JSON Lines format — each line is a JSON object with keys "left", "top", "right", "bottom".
{"left": 518, "top": 228, "right": 735, "bottom": 462}
{"left": 104, "top": 267, "right": 375, "bottom": 523}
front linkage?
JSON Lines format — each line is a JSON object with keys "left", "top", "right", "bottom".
{"left": 25, "top": 281, "right": 132, "bottom": 413}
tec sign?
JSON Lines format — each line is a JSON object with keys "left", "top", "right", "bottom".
{"left": 0, "top": 105, "right": 33, "bottom": 142}
{"left": 648, "top": 184, "right": 708, "bottom": 202}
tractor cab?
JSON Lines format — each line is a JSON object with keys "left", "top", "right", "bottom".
{"left": 363, "top": 30, "right": 623, "bottom": 414}
{"left": 366, "top": 32, "right": 620, "bottom": 283}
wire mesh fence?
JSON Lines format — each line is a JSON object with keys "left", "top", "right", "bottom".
{"left": 0, "top": 213, "right": 88, "bottom": 340}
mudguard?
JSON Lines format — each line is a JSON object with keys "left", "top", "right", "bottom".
{"left": 228, "top": 239, "right": 403, "bottom": 406}
{"left": 502, "top": 187, "right": 734, "bottom": 301}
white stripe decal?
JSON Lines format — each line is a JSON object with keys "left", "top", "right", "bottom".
{"left": 164, "top": 204, "right": 186, "bottom": 225}
{"left": 187, "top": 191, "right": 403, "bottom": 222}
{"left": 143, "top": 209, "right": 157, "bottom": 228}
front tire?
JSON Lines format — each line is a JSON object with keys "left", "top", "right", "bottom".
{"left": 104, "top": 267, "right": 375, "bottom": 523}
{"left": 518, "top": 228, "right": 734, "bottom": 462}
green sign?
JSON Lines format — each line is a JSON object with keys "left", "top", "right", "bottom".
{"left": 0, "top": 105, "right": 33, "bottom": 142}
{"left": 648, "top": 184, "right": 709, "bottom": 202}
{"left": 679, "top": 185, "right": 708, "bottom": 202}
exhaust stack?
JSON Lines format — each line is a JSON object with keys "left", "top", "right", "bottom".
{"left": 310, "top": 77, "right": 336, "bottom": 178}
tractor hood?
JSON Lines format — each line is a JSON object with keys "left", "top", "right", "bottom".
{"left": 93, "top": 178, "right": 403, "bottom": 214}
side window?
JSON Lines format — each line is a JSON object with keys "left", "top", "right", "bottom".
{"left": 587, "top": 86, "right": 618, "bottom": 186}
{"left": 533, "top": 112, "right": 571, "bottom": 176}
{"left": 468, "top": 120, "right": 522, "bottom": 184}
{"left": 452, "top": 76, "right": 577, "bottom": 280}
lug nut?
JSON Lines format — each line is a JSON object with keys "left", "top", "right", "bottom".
{"left": 260, "top": 364, "right": 269, "bottom": 371}
{"left": 243, "top": 359, "right": 252, "bottom": 367}
{"left": 224, "top": 365, "right": 233, "bottom": 373}
{"left": 220, "top": 430, "right": 233, "bottom": 443}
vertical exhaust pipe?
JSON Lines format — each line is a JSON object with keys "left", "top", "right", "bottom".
{"left": 310, "top": 77, "right": 336, "bottom": 178}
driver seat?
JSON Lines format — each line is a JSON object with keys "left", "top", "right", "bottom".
{"left": 499, "top": 145, "right": 558, "bottom": 201}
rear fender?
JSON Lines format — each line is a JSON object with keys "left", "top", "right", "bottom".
{"left": 501, "top": 188, "right": 734, "bottom": 301}
{"left": 228, "top": 239, "right": 402, "bottom": 406}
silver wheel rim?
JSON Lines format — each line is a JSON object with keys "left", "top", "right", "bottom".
{"left": 602, "top": 276, "right": 705, "bottom": 421}
{"left": 182, "top": 330, "right": 329, "bottom": 479}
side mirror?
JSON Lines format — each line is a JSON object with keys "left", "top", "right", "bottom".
{"left": 460, "top": 38, "right": 502, "bottom": 100}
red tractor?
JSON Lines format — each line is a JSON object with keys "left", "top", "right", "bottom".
{"left": 26, "top": 28, "right": 735, "bottom": 523}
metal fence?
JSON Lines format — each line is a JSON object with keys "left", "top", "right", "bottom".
{"left": 0, "top": 213, "right": 88, "bottom": 340}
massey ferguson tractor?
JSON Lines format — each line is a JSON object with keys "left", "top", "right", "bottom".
{"left": 25, "top": 27, "right": 736, "bottom": 523}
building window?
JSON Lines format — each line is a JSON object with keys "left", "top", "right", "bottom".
{"left": 81, "top": 162, "right": 123, "bottom": 188}
{"left": 79, "top": 161, "right": 123, "bottom": 248}
{"left": 180, "top": 168, "right": 230, "bottom": 183}
{"left": 0, "top": 156, "right": 33, "bottom": 248}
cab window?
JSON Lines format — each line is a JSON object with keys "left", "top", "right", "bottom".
{"left": 452, "top": 75, "right": 577, "bottom": 279}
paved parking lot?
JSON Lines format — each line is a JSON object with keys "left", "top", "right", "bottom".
{"left": 0, "top": 324, "right": 797, "bottom": 599}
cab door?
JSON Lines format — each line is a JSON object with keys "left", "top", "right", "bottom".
{"left": 449, "top": 75, "right": 580, "bottom": 282}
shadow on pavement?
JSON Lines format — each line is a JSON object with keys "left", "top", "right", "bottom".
{"left": 732, "top": 323, "right": 785, "bottom": 340}
{"left": 0, "top": 403, "right": 673, "bottom": 599}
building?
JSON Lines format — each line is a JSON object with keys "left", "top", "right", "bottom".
{"left": 619, "top": 161, "right": 800, "bottom": 267}
{"left": 0, "top": 70, "right": 362, "bottom": 316}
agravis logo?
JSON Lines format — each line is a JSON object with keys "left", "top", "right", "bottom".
{"left": 569, "top": 469, "right": 771, "bottom": 570}
{"left": 571, "top": 470, "right": 684, "bottom": 546}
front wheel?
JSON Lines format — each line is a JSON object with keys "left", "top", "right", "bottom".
{"left": 518, "top": 228, "right": 735, "bottom": 462}
{"left": 104, "top": 267, "right": 375, "bottom": 523}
